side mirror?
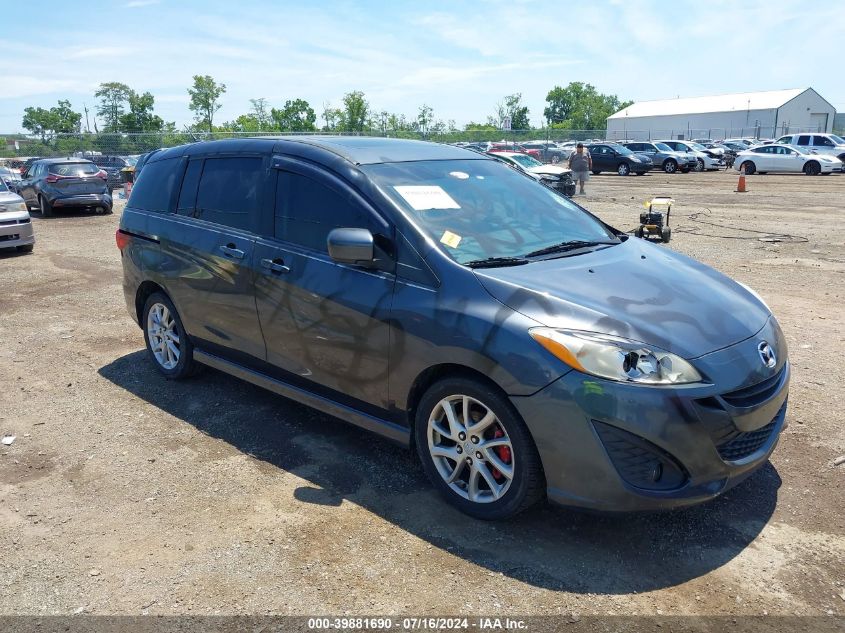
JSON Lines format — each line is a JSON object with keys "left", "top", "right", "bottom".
{"left": 327, "top": 228, "right": 375, "bottom": 266}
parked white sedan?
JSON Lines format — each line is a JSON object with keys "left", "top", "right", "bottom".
{"left": 734, "top": 144, "right": 843, "bottom": 175}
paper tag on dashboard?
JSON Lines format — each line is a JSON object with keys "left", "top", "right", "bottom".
{"left": 394, "top": 185, "right": 460, "bottom": 211}
{"left": 440, "top": 231, "right": 462, "bottom": 248}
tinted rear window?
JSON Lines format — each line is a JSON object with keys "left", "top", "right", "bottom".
{"left": 195, "top": 157, "right": 262, "bottom": 231}
{"left": 49, "top": 162, "right": 98, "bottom": 176}
{"left": 129, "top": 157, "right": 181, "bottom": 213}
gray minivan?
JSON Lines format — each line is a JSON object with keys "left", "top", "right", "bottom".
{"left": 118, "top": 137, "right": 789, "bottom": 519}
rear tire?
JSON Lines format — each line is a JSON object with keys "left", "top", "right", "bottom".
{"left": 661, "top": 227, "right": 672, "bottom": 243}
{"left": 39, "top": 195, "right": 53, "bottom": 217}
{"left": 740, "top": 161, "right": 756, "bottom": 175}
{"left": 635, "top": 226, "right": 645, "bottom": 238}
{"left": 414, "top": 377, "right": 545, "bottom": 520}
{"left": 591, "top": 170, "right": 600, "bottom": 175}
{"left": 142, "top": 292, "right": 202, "bottom": 379}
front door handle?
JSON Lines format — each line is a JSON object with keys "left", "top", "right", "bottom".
{"left": 219, "top": 244, "right": 245, "bottom": 260}
{"left": 260, "top": 258, "right": 290, "bottom": 274}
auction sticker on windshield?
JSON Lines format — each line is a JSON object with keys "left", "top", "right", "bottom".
{"left": 394, "top": 185, "right": 460, "bottom": 211}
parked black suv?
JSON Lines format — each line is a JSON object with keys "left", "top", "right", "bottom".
{"left": 586, "top": 143, "right": 652, "bottom": 176}
{"left": 16, "top": 158, "right": 112, "bottom": 216}
{"left": 117, "top": 137, "right": 789, "bottom": 519}
{"left": 91, "top": 155, "right": 130, "bottom": 192}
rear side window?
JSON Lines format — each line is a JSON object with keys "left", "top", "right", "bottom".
{"left": 129, "top": 157, "right": 181, "bottom": 213}
{"left": 797, "top": 135, "right": 811, "bottom": 145}
{"left": 49, "top": 162, "right": 98, "bottom": 176}
{"left": 195, "top": 157, "right": 262, "bottom": 231}
{"left": 274, "top": 171, "right": 379, "bottom": 252}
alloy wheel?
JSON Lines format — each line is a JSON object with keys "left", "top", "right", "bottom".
{"left": 147, "top": 302, "right": 181, "bottom": 369}
{"left": 427, "top": 394, "right": 514, "bottom": 503}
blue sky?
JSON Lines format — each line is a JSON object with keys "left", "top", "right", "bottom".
{"left": 1, "top": 0, "right": 843, "bottom": 132}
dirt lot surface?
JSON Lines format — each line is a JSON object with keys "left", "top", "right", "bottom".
{"left": 1, "top": 171, "right": 843, "bottom": 618}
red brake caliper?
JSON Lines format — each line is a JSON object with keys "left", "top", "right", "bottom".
{"left": 491, "top": 427, "right": 511, "bottom": 480}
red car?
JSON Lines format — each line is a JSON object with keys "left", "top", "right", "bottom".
{"left": 487, "top": 143, "right": 542, "bottom": 160}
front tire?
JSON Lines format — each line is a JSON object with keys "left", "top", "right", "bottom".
{"left": 617, "top": 163, "right": 630, "bottom": 176}
{"left": 414, "top": 377, "right": 545, "bottom": 520}
{"left": 663, "top": 159, "right": 678, "bottom": 174}
{"left": 142, "top": 293, "right": 201, "bottom": 379}
{"left": 694, "top": 158, "right": 704, "bottom": 172}
{"left": 17, "top": 244, "right": 34, "bottom": 253}
{"left": 804, "top": 161, "right": 821, "bottom": 176}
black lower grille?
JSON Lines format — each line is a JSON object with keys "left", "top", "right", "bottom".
{"left": 593, "top": 421, "right": 687, "bottom": 491}
{"left": 717, "top": 420, "right": 777, "bottom": 461}
{"left": 0, "top": 233, "right": 20, "bottom": 241}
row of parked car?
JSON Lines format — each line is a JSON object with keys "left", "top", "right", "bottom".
{"left": 458, "top": 133, "right": 845, "bottom": 177}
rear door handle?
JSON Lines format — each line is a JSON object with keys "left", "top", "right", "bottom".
{"left": 260, "top": 258, "right": 290, "bottom": 274}
{"left": 219, "top": 244, "right": 245, "bottom": 260}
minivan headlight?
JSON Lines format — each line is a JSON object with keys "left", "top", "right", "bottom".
{"left": 0, "top": 201, "right": 26, "bottom": 213}
{"left": 529, "top": 328, "right": 703, "bottom": 385}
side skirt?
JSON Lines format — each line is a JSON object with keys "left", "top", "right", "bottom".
{"left": 193, "top": 349, "right": 411, "bottom": 447}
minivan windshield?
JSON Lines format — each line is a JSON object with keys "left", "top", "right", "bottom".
{"left": 366, "top": 159, "right": 618, "bottom": 265}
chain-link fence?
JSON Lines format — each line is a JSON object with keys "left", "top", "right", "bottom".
{"left": 0, "top": 129, "right": 611, "bottom": 161}
{"left": 0, "top": 124, "right": 829, "bottom": 163}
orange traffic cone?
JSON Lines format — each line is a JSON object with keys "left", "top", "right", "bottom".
{"left": 736, "top": 165, "right": 747, "bottom": 193}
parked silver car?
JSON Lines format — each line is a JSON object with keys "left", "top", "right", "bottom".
{"left": 622, "top": 142, "right": 698, "bottom": 174}
{"left": 0, "top": 178, "right": 34, "bottom": 252}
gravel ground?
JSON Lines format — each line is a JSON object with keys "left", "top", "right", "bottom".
{"left": 0, "top": 170, "right": 843, "bottom": 618}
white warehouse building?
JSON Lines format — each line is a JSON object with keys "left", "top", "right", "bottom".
{"left": 606, "top": 88, "right": 836, "bottom": 141}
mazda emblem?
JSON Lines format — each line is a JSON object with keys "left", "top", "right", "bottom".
{"left": 758, "top": 341, "right": 776, "bottom": 368}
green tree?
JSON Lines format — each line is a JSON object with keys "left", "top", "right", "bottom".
{"left": 321, "top": 104, "right": 343, "bottom": 132}
{"left": 95, "top": 82, "right": 132, "bottom": 131}
{"left": 270, "top": 99, "right": 317, "bottom": 132}
{"left": 188, "top": 75, "right": 227, "bottom": 133}
{"left": 21, "top": 107, "right": 54, "bottom": 141}
{"left": 496, "top": 93, "right": 530, "bottom": 130}
{"left": 341, "top": 91, "right": 369, "bottom": 133}
{"left": 249, "top": 98, "right": 271, "bottom": 129}
{"left": 544, "top": 82, "right": 632, "bottom": 130}
{"left": 119, "top": 91, "right": 165, "bottom": 133}
{"left": 22, "top": 100, "right": 82, "bottom": 140}
{"left": 416, "top": 104, "right": 434, "bottom": 137}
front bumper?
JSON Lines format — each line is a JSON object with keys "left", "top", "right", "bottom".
{"left": 0, "top": 215, "right": 35, "bottom": 248}
{"left": 511, "top": 320, "right": 789, "bottom": 512}
{"left": 51, "top": 193, "right": 112, "bottom": 209}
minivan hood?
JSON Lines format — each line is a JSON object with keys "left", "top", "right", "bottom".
{"left": 0, "top": 190, "right": 25, "bottom": 206}
{"left": 473, "top": 238, "right": 770, "bottom": 359}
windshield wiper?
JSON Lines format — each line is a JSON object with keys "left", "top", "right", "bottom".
{"left": 523, "top": 240, "right": 618, "bottom": 258}
{"left": 464, "top": 256, "right": 529, "bottom": 268}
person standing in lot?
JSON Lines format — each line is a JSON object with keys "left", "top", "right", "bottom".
{"left": 568, "top": 143, "right": 591, "bottom": 196}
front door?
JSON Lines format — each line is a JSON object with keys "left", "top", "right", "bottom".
{"left": 253, "top": 159, "right": 394, "bottom": 411}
